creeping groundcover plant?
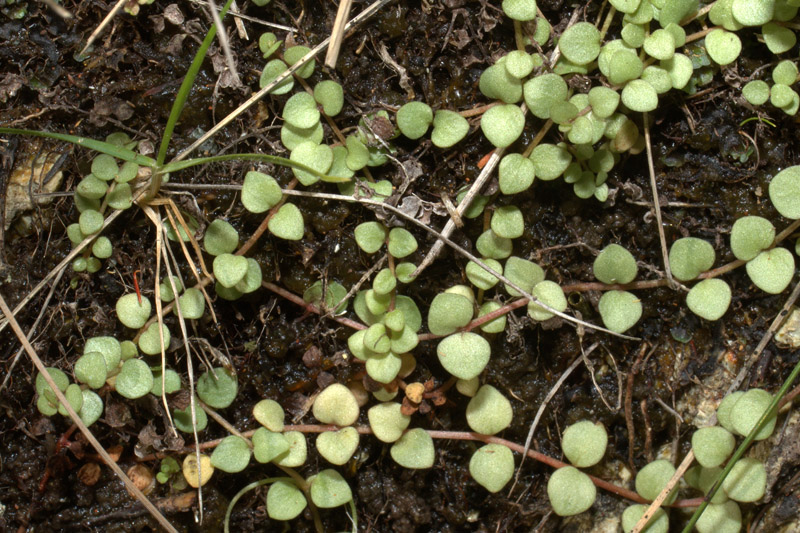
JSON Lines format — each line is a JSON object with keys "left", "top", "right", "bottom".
{"left": 6, "top": 0, "right": 800, "bottom": 530}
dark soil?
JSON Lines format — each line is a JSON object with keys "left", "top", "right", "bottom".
{"left": 1, "top": 0, "right": 800, "bottom": 532}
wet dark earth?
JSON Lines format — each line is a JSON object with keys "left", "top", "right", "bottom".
{"left": 1, "top": 0, "right": 800, "bottom": 531}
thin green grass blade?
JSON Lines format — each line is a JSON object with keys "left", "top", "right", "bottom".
{"left": 156, "top": 0, "right": 236, "bottom": 167}
{"left": 160, "top": 153, "right": 351, "bottom": 183}
{"left": 0, "top": 128, "right": 155, "bottom": 166}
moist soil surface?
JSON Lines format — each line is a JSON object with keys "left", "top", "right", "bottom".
{"left": 1, "top": 0, "right": 800, "bottom": 532}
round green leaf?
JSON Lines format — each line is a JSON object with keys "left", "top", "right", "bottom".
{"left": 213, "top": 253, "right": 248, "bottom": 288}
{"left": 503, "top": 256, "right": 544, "bottom": 297}
{"left": 524, "top": 74, "right": 568, "bottom": 119}
{"left": 731, "top": 216, "right": 775, "bottom": 261}
{"left": 79, "top": 209, "right": 103, "bottom": 236}
{"left": 268, "top": 203, "right": 304, "bottom": 241}
{"left": 746, "top": 248, "right": 794, "bottom": 294}
{"left": 76, "top": 175, "right": 108, "bottom": 200}
{"left": 593, "top": 244, "right": 637, "bottom": 284}
{"left": 530, "top": 143, "right": 572, "bottom": 181}
{"left": 253, "top": 399, "right": 285, "bottom": 432}
{"left": 260, "top": 59, "right": 294, "bottom": 95}
{"left": 196, "top": 367, "right": 238, "bottom": 409}
{"left": 116, "top": 293, "right": 152, "bottom": 329}
{"left": 502, "top": 0, "right": 537, "bottom": 20}
{"left": 476, "top": 229, "right": 513, "bottom": 260}
{"left": 559, "top": 22, "right": 601, "bottom": 65}
{"left": 687, "top": 278, "right": 732, "bottom": 321}
{"left": 695, "top": 501, "right": 742, "bottom": 533}
{"left": 477, "top": 301, "right": 507, "bottom": 334}
{"left": 527, "top": 280, "right": 567, "bottom": 321}
{"left": 178, "top": 287, "right": 206, "bottom": 319}
{"left": 730, "top": 388, "right": 777, "bottom": 440}
{"left": 466, "top": 259, "right": 502, "bottom": 290}
{"left": 365, "top": 351, "right": 403, "bottom": 384}
{"left": 669, "top": 237, "right": 715, "bottom": 281}
{"left": 773, "top": 60, "right": 798, "bottom": 86}
{"left": 313, "top": 80, "right": 344, "bottom": 116}
{"left": 469, "top": 444, "right": 514, "bottom": 493}
{"left": 547, "top": 466, "right": 596, "bottom": 516}
{"left": 490, "top": 205, "right": 524, "bottom": 239}
{"left": 598, "top": 290, "right": 642, "bottom": 333}
{"left": 313, "top": 383, "right": 359, "bottom": 426}
{"left": 115, "top": 358, "right": 154, "bottom": 399}
{"left": 75, "top": 352, "right": 108, "bottom": 389}
{"left": 368, "top": 402, "right": 411, "bottom": 443}
{"left": 692, "top": 426, "right": 736, "bottom": 468}
{"left": 562, "top": 420, "right": 608, "bottom": 468}
{"left": 85, "top": 336, "right": 122, "bottom": 370}
{"left": 390, "top": 428, "right": 435, "bottom": 469}
{"left": 91, "top": 154, "right": 118, "bottom": 181}
{"left": 283, "top": 91, "right": 320, "bottom": 129}
{"left": 621, "top": 79, "right": 659, "bottom": 112}
{"left": 204, "top": 219, "right": 238, "bottom": 256}
{"left": 635, "top": 459, "right": 679, "bottom": 504}
{"left": 431, "top": 110, "right": 469, "bottom": 148}
{"left": 309, "top": 469, "right": 353, "bottom": 508}
{"left": 79, "top": 390, "right": 103, "bottom": 427}
{"left": 267, "top": 480, "right": 307, "bottom": 520}
{"left": 644, "top": 29, "right": 675, "bottom": 60}
{"left": 387, "top": 228, "right": 418, "bottom": 258}
{"left": 608, "top": 49, "right": 644, "bottom": 86}
{"left": 276, "top": 436, "right": 307, "bottom": 467}
{"left": 316, "top": 427, "right": 359, "bottom": 465}
{"left": 717, "top": 391, "right": 745, "bottom": 433}
{"left": 242, "top": 171, "right": 282, "bottom": 213}
{"left": 281, "top": 121, "right": 323, "bottom": 151}
{"left": 480, "top": 105, "right": 525, "bottom": 148}
{"left": 437, "top": 332, "right": 490, "bottom": 380}
{"left": 211, "top": 435, "right": 251, "bottom": 473}
{"left": 91, "top": 236, "right": 113, "bottom": 259}
{"left": 705, "top": 29, "right": 742, "bottom": 66}
{"left": 732, "top": 0, "right": 775, "bottom": 26}
{"left": 396, "top": 101, "right": 433, "bottom": 140}
{"left": 763, "top": 22, "right": 796, "bottom": 54}
{"left": 253, "top": 428, "right": 290, "bottom": 463}
{"left": 589, "top": 86, "right": 620, "bottom": 118}
{"left": 661, "top": 53, "right": 693, "bottom": 89}
{"left": 505, "top": 50, "right": 535, "bottom": 79}
{"left": 769, "top": 165, "right": 800, "bottom": 219}
{"left": 107, "top": 183, "right": 132, "bottom": 210}
{"left": 428, "top": 292, "right": 473, "bottom": 336}
{"left": 138, "top": 322, "right": 171, "bottom": 355}
{"left": 466, "top": 385, "right": 513, "bottom": 435}
{"left": 174, "top": 403, "right": 208, "bottom": 433}
{"left": 284, "top": 45, "right": 315, "bottom": 78}
{"left": 742, "top": 80, "right": 770, "bottom": 106}
{"left": 150, "top": 369, "right": 181, "bottom": 396}
{"left": 290, "top": 141, "right": 333, "bottom": 186}
{"left": 479, "top": 63, "right": 523, "bottom": 103}
{"left": 354, "top": 221, "right": 386, "bottom": 254}
{"left": 722, "top": 458, "right": 766, "bottom": 502}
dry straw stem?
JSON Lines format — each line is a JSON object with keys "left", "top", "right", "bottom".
{"left": 0, "top": 291, "right": 179, "bottom": 533}
{"left": 79, "top": 0, "right": 128, "bottom": 57}
{"left": 174, "top": 0, "right": 394, "bottom": 162}
{"left": 325, "top": 0, "right": 354, "bottom": 68}
{"left": 643, "top": 112, "right": 675, "bottom": 288}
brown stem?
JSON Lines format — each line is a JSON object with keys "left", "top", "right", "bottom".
{"left": 137, "top": 423, "right": 703, "bottom": 508}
